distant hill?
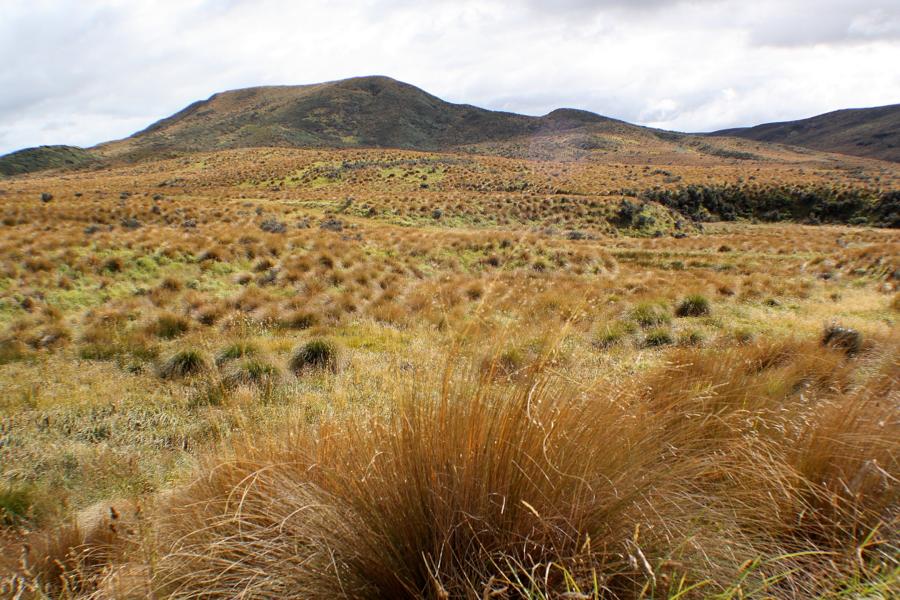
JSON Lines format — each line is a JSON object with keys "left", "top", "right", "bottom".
{"left": 0, "top": 145, "right": 98, "bottom": 176}
{"left": 711, "top": 104, "right": 900, "bottom": 162}
{"left": 2, "top": 76, "right": 894, "bottom": 176}
{"left": 94, "top": 76, "right": 634, "bottom": 158}
{"left": 88, "top": 76, "right": 822, "bottom": 164}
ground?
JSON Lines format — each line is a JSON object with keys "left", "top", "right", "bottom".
{"left": 0, "top": 147, "right": 897, "bottom": 598}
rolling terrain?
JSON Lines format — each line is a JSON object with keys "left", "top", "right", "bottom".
{"left": 0, "top": 78, "right": 898, "bottom": 598}
{"left": 712, "top": 104, "right": 900, "bottom": 163}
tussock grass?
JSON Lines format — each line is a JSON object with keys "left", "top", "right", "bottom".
{"left": 289, "top": 338, "right": 343, "bottom": 374}
{"left": 630, "top": 302, "right": 671, "bottom": 328}
{"left": 214, "top": 340, "right": 260, "bottom": 366}
{"left": 1, "top": 145, "right": 898, "bottom": 598}
{"left": 675, "top": 294, "right": 711, "bottom": 317}
{"left": 221, "top": 358, "right": 282, "bottom": 391}
{"left": 114, "top": 338, "right": 898, "bottom": 599}
{"left": 158, "top": 349, "right": 209, "bottom": 379}
{"left": 146, "top": 313, "right": 191, "bottom": 340}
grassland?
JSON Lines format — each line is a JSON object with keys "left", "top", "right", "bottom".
{"left": 0, "top": 146, "right": 897, "bottom": 598}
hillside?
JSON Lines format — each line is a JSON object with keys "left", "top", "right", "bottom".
{"left": 2, "top": 77, "right": 897, "bottom": 175}
{"left": 93, "top": 75, "right": 640, "bottom": 159}
{"left": 95, "top": 76, "right": 840, "bottom": 164}
{"left": 0, "top": 145, "right": 98, "bottom": 176}
{"left": 711, "top": 104, "right": 900, "bottom": 162}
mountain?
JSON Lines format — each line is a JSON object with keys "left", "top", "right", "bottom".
{"left": 93, "top": 75, "right": 635, "bottom": 159}
{"left": 710, "top": 104, "right": 900, "bottom": 162}
{"left": 3, "top": 76, "right": 893, "bottom": 176}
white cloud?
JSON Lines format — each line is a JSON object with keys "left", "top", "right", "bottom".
{"left": 0, "top": 0, "right": 898, "bottom": 153}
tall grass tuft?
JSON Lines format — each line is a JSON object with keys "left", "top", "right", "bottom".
{"left": 146, "top": 339, "right": 899, "bottom": 598}
{"left": 158, "top": 349, "right": 209, "bottom": 379}
{"left": 289, "top": 338, "right": 342, "bottom": 374}
{"left": 675, "top": 294, "right": 711, "bottom": 317}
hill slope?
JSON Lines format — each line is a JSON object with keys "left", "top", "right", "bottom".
{"left": 711, "top": 104, "right": 900, "bottom": 162}
{"left": 91, "top": 76, "right": 844, "bottom": 165}
{"left": 95, "top": 76, "right": 633, "bottom": 159}
{"left": 3, "top": 77, "right": 896, "bottom": 175}
{"left": 0, "top": 145, "right": 98, "bottom": 176}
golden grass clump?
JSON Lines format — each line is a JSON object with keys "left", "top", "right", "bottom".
{"left": 140, "top": 339, "right": 898, "bottom": 599}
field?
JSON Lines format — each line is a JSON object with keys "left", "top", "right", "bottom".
{"left": 0, "top": 147, "right": 898, "bottom": 598}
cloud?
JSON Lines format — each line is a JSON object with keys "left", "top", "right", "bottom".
{"left": 740, "top": 1, "right": 900, "bottom": 46}
{"left": 0, "top": 0, "right": 898, "bottom": 154}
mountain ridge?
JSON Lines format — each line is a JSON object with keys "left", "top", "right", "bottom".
{"left": 710, "top": 104, "right": 899, "bottom": 162}
{"left": 97, "top": 75, "right": 632, "bottom": 157}
{"left": 2, "top": 76, "right": 897, "bottom": 176}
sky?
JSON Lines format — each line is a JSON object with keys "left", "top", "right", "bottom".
{"left": 1, "top": 0, "right": 899, "bottom": 155}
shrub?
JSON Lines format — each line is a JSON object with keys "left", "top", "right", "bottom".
{"left": 289, "top": 338, "right": 342, "bottom": 374}
{"left": 158, "top": 349, "right": 209, "bottom": 379}
{"left": 675, "top": 294, "right": 711, "bottom": 317}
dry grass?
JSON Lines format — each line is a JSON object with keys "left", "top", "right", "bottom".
{"left": 0, "top": 145, "right": 897, "bottom": 598}
{"left": 7, "top": 337, "right": 891, "bottom": 598}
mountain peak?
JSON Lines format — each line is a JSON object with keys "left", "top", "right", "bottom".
{"left": 95, "top": 76, "right": 632, "bottom": 158}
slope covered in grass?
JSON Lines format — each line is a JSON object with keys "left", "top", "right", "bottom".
{"left": 0, "top": 145, "right": 98, "bottom": 177}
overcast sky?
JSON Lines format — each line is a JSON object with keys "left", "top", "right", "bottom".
{"left": 1, "top": 0, "right": 899, "bottom": 154}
